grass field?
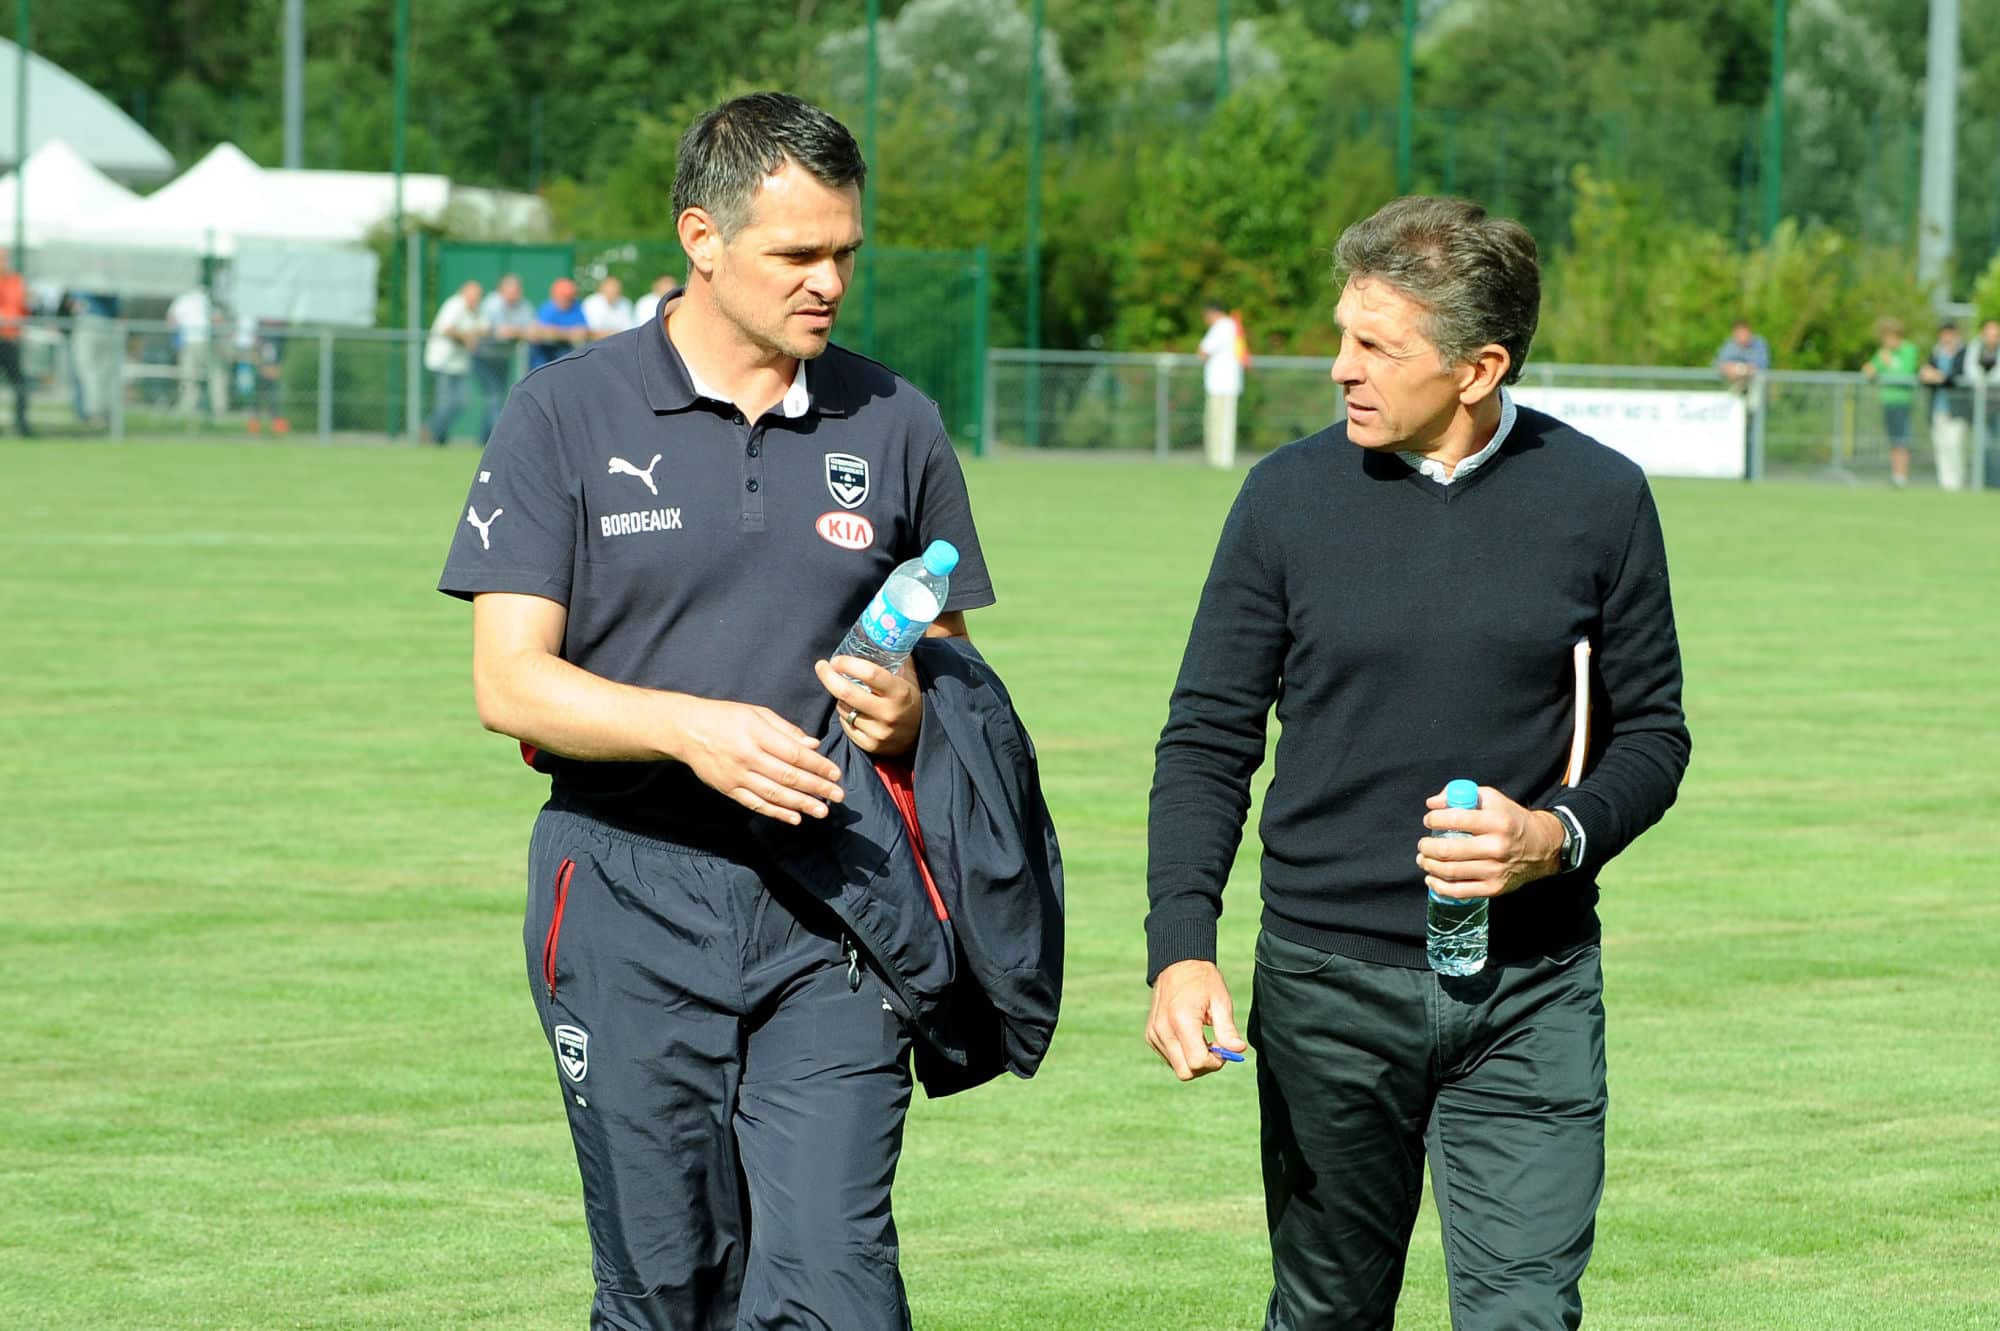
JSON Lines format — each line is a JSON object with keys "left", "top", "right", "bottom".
{"left": 2, "top": 438, "right": 1997, "bottom": 1329}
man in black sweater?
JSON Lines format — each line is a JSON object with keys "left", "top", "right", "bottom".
{"left": 1144, "top": 196, "right": 1690, "bottom": 1331}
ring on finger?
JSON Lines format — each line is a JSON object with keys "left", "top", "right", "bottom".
{"left": 844, "top": 707, "right": 861, "bottom": 728}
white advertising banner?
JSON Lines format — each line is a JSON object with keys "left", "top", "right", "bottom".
{"left": 1512, "top": 386, "right": 1747, "bottom": 479}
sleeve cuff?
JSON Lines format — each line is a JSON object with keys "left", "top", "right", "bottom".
{"left": 1144, "top": 907, "right": 1219, "bottom": 986}
{"left": 1543, "top": 787, "right": 1616, "bottom": 877}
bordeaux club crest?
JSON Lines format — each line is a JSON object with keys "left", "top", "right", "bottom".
{"left": 824, "top": 452, "right": 869, "bottom": 509}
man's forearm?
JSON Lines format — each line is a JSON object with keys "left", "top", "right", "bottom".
{"left": 474, "top": 646, "right": 698, "bottom": 764}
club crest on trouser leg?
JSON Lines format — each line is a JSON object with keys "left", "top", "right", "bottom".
{"left": 554, "top": 1024, "right": 589, "bottom": 1082}
{"left": 825, "top": 452, "right": 870, "bottom": 508}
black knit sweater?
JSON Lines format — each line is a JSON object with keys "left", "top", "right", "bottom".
{"left": 1145, "top": 407, "right": 1691, "bottom": 977}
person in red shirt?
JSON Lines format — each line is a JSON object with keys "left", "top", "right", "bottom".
{"left": 0, "top": 249, "right": 33, "bottom": 436}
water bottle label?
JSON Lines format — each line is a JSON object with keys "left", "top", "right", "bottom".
{"left": 856, "top": 590, "right": 927, "bottom": 655}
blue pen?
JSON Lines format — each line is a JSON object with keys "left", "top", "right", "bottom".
{"left": 1208, "top": 1045, "right": 1245, "bottom": 1063}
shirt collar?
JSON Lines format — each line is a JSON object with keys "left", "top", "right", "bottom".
{"left": 682, "top": 351, "right": 809, "bottom": 420}
{"left": 637, "top": 289, "right": 848, "bottom": 419}
{"left": 1399, "top": 387, "right": 1517, "bottom": 485}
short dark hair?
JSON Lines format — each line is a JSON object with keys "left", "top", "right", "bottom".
{"left": 1334, "top": 196, "right": 1540, "bottom": 385}
{"left": 671, "top": 92, "right": 867, "bottom": 239}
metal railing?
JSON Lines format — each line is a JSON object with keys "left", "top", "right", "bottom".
{"left": 8, "top": 316, "right": 517, "bottom": 446}
{"left": 985, "top": 349, "right": 1998, "bottom": 489}
{"left": 11, "top": 321, "right": 1996, "bottom": 492}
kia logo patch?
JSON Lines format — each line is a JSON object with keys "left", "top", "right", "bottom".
{"left": 815, "top": 511, "right": 875, "bottom": 550}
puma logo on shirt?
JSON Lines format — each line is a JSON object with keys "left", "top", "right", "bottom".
{"left": 466, "top": 505, "right": 503, "bottom": 550}
{"left": 608, "top": 454, "right": 664, "bottom": 496}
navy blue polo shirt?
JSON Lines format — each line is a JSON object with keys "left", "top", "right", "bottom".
{"left": 438, "top": 302, "right": 995, "bottom": 822}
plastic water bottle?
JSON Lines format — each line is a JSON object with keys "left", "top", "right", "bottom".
{"left": 834, "top": 540, "right": 958, "bottom": 677}
{"left": 1426, "top": 779, "right": 1487, "bottom": 976}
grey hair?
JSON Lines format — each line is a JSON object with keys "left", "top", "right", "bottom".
{"left": 1334, "top": 196, "right": 1540, "bottom": 386}
{"left": 671, "top": 92, "right": 867, "bottom": 240}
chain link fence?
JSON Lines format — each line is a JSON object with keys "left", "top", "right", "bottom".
{"left": 16, "top": 317, "right": 483, "bottom": 444}
{"left": 18, "top": 316, "right": 1996, "bottom": 491}
{"left": 985, "top": 350, "right": 2000, "bottom": 490}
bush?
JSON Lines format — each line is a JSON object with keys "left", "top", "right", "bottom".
{"left": 1541, "top": 167, "right": 1934, "bottom": 371}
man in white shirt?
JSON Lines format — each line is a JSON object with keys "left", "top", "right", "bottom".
{"left": 166, "top": 285, "right": 224, "bottom": 417}
{"left": 581, "top": 276, "right": 635, "bottom": 340}
{"left": 1198, "top": 301, "right": 1245, "bottom": 468}
{"left": 424, "top": 280, "right": 485, "bottom": 445}
{"left": 630, "top": 272, "right": 678, "bottom": 328}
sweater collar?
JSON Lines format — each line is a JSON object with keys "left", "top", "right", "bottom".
{"left": 1398, "top": 388, "right": 1516, "bottom": 485}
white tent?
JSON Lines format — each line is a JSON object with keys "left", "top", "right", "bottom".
{"left": 64, "top": 142, "right": 359, "bottom": 254}
{"left": 267, "top": 168, "right": 452, "bottom": 241}
{"left": 0, "top": 38, "right": 174, "bottom": 181}
{"left": 38, "top": 143, "right": 379, "bottom": 324}
{"left": 267, "top": 168, "right": 552, "bottom": 240}
{"left": 0, "top": 137, "right": 141, "bottom": 245}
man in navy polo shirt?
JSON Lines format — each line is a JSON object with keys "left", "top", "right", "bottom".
{"left": 438, "top": 92, "right": 995, "bottom": 1330}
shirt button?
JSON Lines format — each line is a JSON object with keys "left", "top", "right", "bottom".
{"left": 746, "top": 478, "right": 759, "bottom": 493}
{"left": 747, "top": 443, "right": 760, "bottom": 457}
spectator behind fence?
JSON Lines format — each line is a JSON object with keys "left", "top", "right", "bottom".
{"left": 474, "top": 274, "right": 537, "bottom": 444}
{"left": 527, "top": 278, "right": 589, "bottom": 372}
{"left": 0, "top": 249, "right": 34, "bottom": 436}
{"left": 425, "top": 279, "right": 487, "bottom": 445}
{"left": 1862, "top": 317, "right": 1920, "bottom": 488}
{"left": 1970, "top": 318, "right": 2000, "bottom": 487}
{"left": 248, "top": 319, "right": 289, "bottom": 434}
{"left": 1919, "top": 320, "right": 1972, "bottom": 492}
{"left": 1712, "top": 319, "right": 1769, "bottom": 394}
{"left": 631, "top": 272, "right": 678, "bottom": 328}
{"left": 1198, "top": 300, "right": 1245, "bottom": 468}
{"left": 231, "top": 314, "right": 263, "bottom": 424}
{"left": 62, "top": 289, "right": 120, "bottom": 429}
{"left": 167, "top": 283, "right": 226, "bottom": 419}
{"left": 581, "top": 276, "right": 634, "bottom": 340}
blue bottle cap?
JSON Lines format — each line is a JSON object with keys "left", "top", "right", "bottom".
{"left": 1445, "top": 779, "right": 1480, "bottom": 809}
{"left": 922, "top": 540, "right": 959, "bottom": 577}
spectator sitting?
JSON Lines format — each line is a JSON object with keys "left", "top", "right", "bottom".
{"left": 581, "top": 276, "right": 634, "bottom": 340}
{"left": 527, "top": 278, "right": 590, "bottom": 372}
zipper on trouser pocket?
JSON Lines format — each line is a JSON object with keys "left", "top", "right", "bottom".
{"left": 542, "top": 857, "right": 576, "bottom": 1000}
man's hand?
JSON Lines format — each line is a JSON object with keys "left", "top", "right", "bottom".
{"left": 1920, "top": 364, "right": 1944, "bottom": 385}
{"left": 815, "top": 655, "right": 923, "bottom": 757}
{"left": 1145, "top": 960, "right": 1247, "bottom": 1081}
{"left": 1416, "top": 784, "right": 1564, "bottom": 900}
{"left": 669, "top": 696, "right": 845, "bottom": 825}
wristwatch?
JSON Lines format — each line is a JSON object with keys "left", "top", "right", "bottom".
{"left": 1550, "top": 805, "right": 1585, "bottom": 874}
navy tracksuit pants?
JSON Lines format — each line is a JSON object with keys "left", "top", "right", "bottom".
{"left": 526, "top": 801, "right": 916, "bottom": 1331}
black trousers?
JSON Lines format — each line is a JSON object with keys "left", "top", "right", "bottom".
{"left": 1249, "top": 933, "right": 1608, "bottom": 1331}
{"left": 526, "top": 802, "right": 916, "bottom": 1331}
